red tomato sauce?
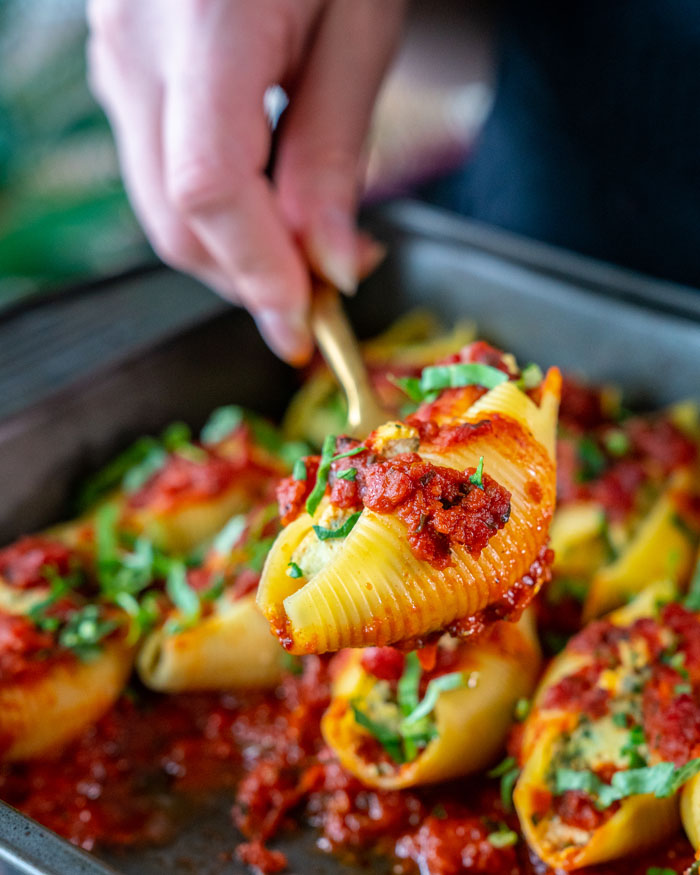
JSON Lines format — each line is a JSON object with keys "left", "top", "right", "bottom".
{"left": 0, "top": 611, "right": 70, "bottom": 686}
{"left": 277, "top": 435, "right": 511, "bottom": 570}
{"left": 0, "top": 537, "right": 75, "bottom": 590}
{"left": 128, "top": 445, "right": 279, "bottom": 512}
{"left": 1, "top": 652, "right": 697, "bottom": 874}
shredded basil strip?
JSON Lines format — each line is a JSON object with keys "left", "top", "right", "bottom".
{"left": 576, "top": 436, "right": 607, "bottom": 483}
{"left": 305, "top": 437, "right": 367, "bottom": 517}
{"left": 305, "top": 434, "right": 336, "bottom": 516}
{"left": 165, "top": 561, "right": 201, "bottom": 628}
{"left": 293, "top": 458, "right": 307, "bottom": 481}
{"left": 519, "top": 362, "right": 543, "bottom": 391}
{"left": 391, "top": 363, "right": 509, "bottom": 404}
{"left": 469, "top": 456, "right": 485, "bottom": 490}
{"left": 287, "top": 561, "right": 304, "bottom": 579}
{"left": 212, "top": 514, "right": 247, "bottom": 556}
{"left": 397, "top": 652, "right": 422, "bottom": 716}
{"left": 351, "top": 704, "right": 405, "bottom": 764}
{"left": 421, "top": 363, "right": 509, "bottom": 393}
{"left": 58, "top": 605, "right": 118, "bottom": 657}
{"left": 488, "top": 756, "right": 521, "bottom": 813}
{"left": 389, "top": 375, "right": 425, "bottom": 404}
{"left": 684, "top": 555, "right": 700, "bottom": 611}
{"left": 487, "top": 828, "right": 519, "bottom": 848}
{"left": 336, "top": 467, "right": 357, "bottom": 481}
{"left": 313, "top": 512, "right": 362, "bottom": 541}
{"left": 646, "top": 868, "right": 677, "bottom": 875}
{"left": 401, "top": 671, "right": 469, "bottom": 728}
{"left": 554, "top": 758, "right": 700, "bottom": 809}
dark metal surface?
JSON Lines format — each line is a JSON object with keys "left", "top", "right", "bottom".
{"left": 0, "top": 200, "right": 699, "bottom": 873}
{"left": 0, "top": 801, "right": 120, "bottom": 875}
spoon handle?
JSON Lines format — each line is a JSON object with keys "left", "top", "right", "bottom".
{"left": 310, "top": 283, "right": 387, "bottom": 439}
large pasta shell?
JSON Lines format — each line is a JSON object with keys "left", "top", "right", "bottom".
{"left": 583, "top": 469, "right": 697, "bottom": 621}
{"left": 0, "top": 642, "right": 133, "bottom": 761}
{"left": 514, "top": 721, "right": 680, "bottom": 870}
{"left": 515, "top": 581, "right": 682, "bottom": 869}
{"left": 322, "top": 610, "right": 541, "bottom": 789}
{"left": 258, "top": 373, "right": 560, "bottom": 654}
{"left": 124, "top": 482, "right": 264, "bottom": 555}
{"left": 681, "top": 772, "right": 700, "bottom": 849}
{"left": 137, "top": 593, "right": 284, "bottom": 692}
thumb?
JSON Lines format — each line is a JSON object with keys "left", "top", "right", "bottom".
{"left": 275, "top": 0, "right": 405, "bottom": 294}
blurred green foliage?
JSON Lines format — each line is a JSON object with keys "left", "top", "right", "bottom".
{"left": 0, "top": 1, "right": 152, "bottom": 309}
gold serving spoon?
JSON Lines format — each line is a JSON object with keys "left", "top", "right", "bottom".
{"left": 310, "top": 282, "right": 387, "bottom": 439}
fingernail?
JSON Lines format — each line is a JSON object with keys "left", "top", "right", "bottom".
{"left": 308, "top": 207, "right": 358, "bottom": 296}
{"left": 357, "top": 238, "right": 387, "bottom": 279}
{"left": 256, "top": 308, "right": 312, "bottom": 366}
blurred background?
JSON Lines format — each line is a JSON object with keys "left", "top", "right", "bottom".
{"left": 0, "top": 0, "right": 495, "bottom": 313}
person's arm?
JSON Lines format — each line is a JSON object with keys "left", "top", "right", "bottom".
{"left": 87, "top": 0, "right": 404, "bottom": 363}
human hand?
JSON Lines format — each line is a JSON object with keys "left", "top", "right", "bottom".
{"left": 87, "top": 0, "right": 405, "bottom": 363}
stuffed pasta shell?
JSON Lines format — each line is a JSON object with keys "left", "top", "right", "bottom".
{"left": 258, "top": 346, "right": 560, "bottom": 654}
{"left": 513, "top": 581, "right": 700, "bottom": 869}
{"left": 61, "top": 410, "right": 301, "bottom": 556}
{"left": 137, "top": 504, "right": 286, "bottom": 691}
{"left": 0, "top": 536, "right": 133, "bottom": 761}
{"left": 322, "top": 610, "right": 541, "bottom": 789}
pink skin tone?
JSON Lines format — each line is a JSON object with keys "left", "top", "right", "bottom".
{"left": 87, "top": 0, "right": 405, "bottom": 364}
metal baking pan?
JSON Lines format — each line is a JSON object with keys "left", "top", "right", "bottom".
{"left": 0, "top": 199, "right": 699, "bottom": 874}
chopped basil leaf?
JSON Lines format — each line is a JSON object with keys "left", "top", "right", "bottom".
{"left": 212, "top": 514, "right": 247, "bottom": 556}
{"left": 293, "top": 458, "right": 307, "bottom": 481}
{"left": 200, "top": 405, "right": 244, "bottom": 444}
{"left": 200, "top": 575, "right": 225, "bottom": 603}
{"left": 488, "top": 756, "right": 521, "bottom": 813}
{"left": 576, "top": 436, "right": 607, "bottom": 483}
{"left": 58, "top": 605, "right": 118, "bottom": 658}
{"left": 165, "top": 561, "right": 200, "bottom": 629}
{"left": 401, "top": 671, "right": 469, "bottom": 728}
{"left": 519, "top": 363, "right": 543, "bottom": 391}
{"left": 281, "top": 652, "right": 304, "bottom": 676}
{"left": 604, "top": 429, "right": 631, "bottom": 457}
{"left": 420, "top": 363, "right": 509, "bottom": 394}
{"left": 514, "top": 698, "right": 531, "bottom": 722}
{"left": 351, "top": 703, "right": 405, "bottom": 764}
{"left": 336, "top": 467, "right": 357, "bottom": 482}
{"left": 332, "top": 445, "right": 367, "bottom": 461}
{"left": 161, "top": 421, "right": 192, "bottom": 451}
{"left": 469, "top": 456, "right": 485, "bottom": 490}
{"left": 391, "top": 363, "right": 509, "bottom": 404}
{"left": 487, "top": 827, "right": 519, "bottom": 848}
{"left": 306, "top": 434, "right": 336, "bottom": 516}
{"left": 397, "top": 652, "right": 421, "bottom": 716}
{"left": 675, "top": 683, "right": 693, "bottom": 696}
{"left": 646, "top": 868, "right": 677, "bottom": 875}
{"left": 554, "top": 758, "right": 700, "bottom": 809}
{"left": 612, "top": 712, "right": 629, "bottom": 728}
{"left": 113, "top": 590, "right": 160, "bottom": 644}
{"left": 313, "top": 512, "right": 362, "bottom": 541}
{"left": 122, "top": 445, "right": 168, "bottom": 493}
{"left": 389, "top": 375, "right": 425, "bottom": 404}
{"left": 684, "top": 556, "right": 700, "bottom": 611}
{"left": 287, "top": 561, "right": 304, "bottom": 579}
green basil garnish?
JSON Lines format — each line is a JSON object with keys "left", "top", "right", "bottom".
{"left": 469, "top": 456, "right": 485, "bottom": 490}
{"left": 312, "top": 512, "right": 362, "bottom": 541}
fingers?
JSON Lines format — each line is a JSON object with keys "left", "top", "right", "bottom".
{"left": 275, "top": 0, "right": 406, "bottom": 294}
{"left": 160, "top": 0, "right": 322, "bottom": 363}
